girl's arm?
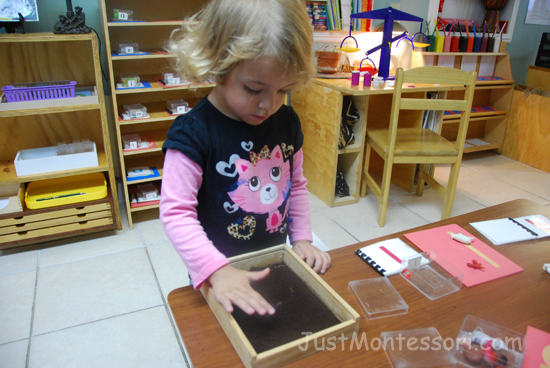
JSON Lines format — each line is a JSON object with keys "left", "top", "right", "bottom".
{"left": 288, "top": 149, "right": 331, "bottom": 273}
{"left": 159, "top": 149, "right": 230, "bottom": 289}
{"left": 160, "top": 149, "right": 274, "bottom": 315}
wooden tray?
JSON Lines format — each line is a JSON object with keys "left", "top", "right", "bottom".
{"left": 200, "top": 244, "right": 360, "bottom": 368}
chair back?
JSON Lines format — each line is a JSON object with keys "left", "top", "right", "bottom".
{"left": 387, "top": 66, "right": 477, "bottom": 156}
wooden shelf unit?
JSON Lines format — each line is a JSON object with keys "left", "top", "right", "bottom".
{"left": 99, "top": 0, "right": 212, "bottom": 228}
{"left": 411, "top": 52, "right": 514, "bottom": 154}
{"left": 0, "top": 33, "right": 121, "bottom": 249}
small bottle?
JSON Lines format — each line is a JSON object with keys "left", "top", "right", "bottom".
{"left": 363, "top": 72, "right": 372, "bottom": 87}
{"left": 351, "top": 71, "right": 360, "bottom": 86}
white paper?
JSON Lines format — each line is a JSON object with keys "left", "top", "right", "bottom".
{"left": 460, "top": 55, "right": 478, "bottom": 73}
{"left": 437, "top": 55, "right": 455, "bottom": 68}
{"left": 466, "top": 138, "right": 490, "bottom": 146}
{"left": 478, "top": 55, "right": 497, "bottom": 77}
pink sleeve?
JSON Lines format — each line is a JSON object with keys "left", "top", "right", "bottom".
{"left": 288, "top": 149, "right": 313, "bottom": 244}
{"left": 159, "top": 149, "right": 229, "bottom": 289}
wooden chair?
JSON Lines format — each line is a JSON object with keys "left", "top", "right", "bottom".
{"left": 360, "top": 66, "right": 477, "bottom": 227}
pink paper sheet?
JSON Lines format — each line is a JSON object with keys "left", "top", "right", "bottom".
{"left": 404, "top": 224, "right": 523, "bottom": 287}
{"left": 522, "top": 326, "right": 550, "bottom": 368}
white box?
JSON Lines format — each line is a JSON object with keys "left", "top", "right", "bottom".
{"left": 14, "top": 142, "right": 99, "bottom": 176}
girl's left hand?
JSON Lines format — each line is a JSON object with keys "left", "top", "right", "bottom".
{"left": 292, "top": 240, "right": 331, "bottom": 274}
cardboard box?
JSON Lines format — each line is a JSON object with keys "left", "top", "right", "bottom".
{"left": 14, "top": 142, "right": 99, "bottom": 176}
{"left": 200, "top": 244, "right": 360, "bottom": 368}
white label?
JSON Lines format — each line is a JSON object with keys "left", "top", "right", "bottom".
{"left": 118, "top": 12, "right": 128, "bottom": 20}
{"left": 176, "top": 105, "right": 186, "bottom": 114}
{"left": 172, "top": 77, "right": 180, "bottom": 85}
{"left": 124, "top": 46, "right": 134, "bottom": 54}
{"left": 127, "top": 79, "right": 136, "bottom": 87}
{"left": 145, "top": 192, "right": 156, "bottom": 199}
{"left": 135, "top": 111, "right": 144, "bottom": 118}
{"left": 129, "top": 141, "right": 138, "bottom": 149}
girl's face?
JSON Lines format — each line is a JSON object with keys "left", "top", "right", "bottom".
{"left": 208, "top": 56, "right": 297, "bottom": 126}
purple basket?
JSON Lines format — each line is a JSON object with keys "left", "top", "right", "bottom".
{"left": 2, "top": 81, "right": 77, "bottom": 102}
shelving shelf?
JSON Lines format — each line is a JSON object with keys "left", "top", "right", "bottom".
{"left": 100, "top": 0, "right": 212, "bottom": 228}
{"left": 0, "top": 32, "right": 121, "bottom": 249}
{"left": 412, "top": 51, "right": 514, "bottom": 155}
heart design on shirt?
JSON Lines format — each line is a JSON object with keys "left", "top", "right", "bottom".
{"left": 216, "top": 154, "right": 240, "bottom": 177}
{"left": 227, "top": 215, "right": 256, "bottom": 240}
{"left": 223, "top": 202, "right": 239, "bottom": 214}
{"left": 241, "top": 141, "right": 253, "bottom": 152}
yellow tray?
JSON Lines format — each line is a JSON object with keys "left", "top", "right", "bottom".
{"left": 25, "top": 173, "right": 107, "bottom": 210}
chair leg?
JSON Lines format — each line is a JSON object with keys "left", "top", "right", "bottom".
{"left": 360, "top": 143, "right": 372, "bottom": 198}
{"left": 441, "top": 162, "right": 461, "bottom": 219}
{"left": 377, "top": 158, "right": 394, "bottom": 227}
{"left": 416, "top": 164, "right": 426, "bottom": 197}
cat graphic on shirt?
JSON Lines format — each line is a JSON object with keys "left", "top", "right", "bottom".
{"left": 228, "top": 145, "right": 291, "bottom": 233}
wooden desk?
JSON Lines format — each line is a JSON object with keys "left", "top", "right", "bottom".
{"left": 168, "top": 199, "right": 550, "bottom": 367}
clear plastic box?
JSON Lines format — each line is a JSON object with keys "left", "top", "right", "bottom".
{"left": 167, "top": 99, "right": 189, "bottom": 114}
{"left": 57, "top": 140, "right": 94, "bottom": 155}
{"left": 163, "top": 72, "right": 181, "bottom": 85}
{"left": 137, "top": 183, "right": 159, "bottom": 200}
{"left": 123, "top": 103, "right": 147, "bottom": 119}
{"left": 122, "top": 134, "right": 142, "bottom": 150}
{"left": 348, "top": 277, "right": 408, "bottom": 320}
{"left": 120, "top": 75, "right": 141, "bottom": 88}
{"left": 117, "top": 43, "right": 139, "bottom": 55}
{"left": 381, "top": 327, "right": 455, "bottom": 368}
{"left": 400, "top": 251, "right": 463, "bottom": 300}
{"left": 454, "top": 315, "right": 525, "bottom": 368}
{"left": 112, "top": 9, "right": 133, "bottom": 21}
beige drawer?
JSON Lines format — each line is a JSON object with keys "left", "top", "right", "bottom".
{"left": 0, "top": 217, "right": 114, "bottom": 244}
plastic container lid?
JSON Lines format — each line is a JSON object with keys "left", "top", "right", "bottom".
{"left": 381, "top": 327, "right": 455, "bottom": 368}
{"left": 348, "top": 277, "right": 408, "bottom": 319}
{"left": 400, "top": 251, "right": 463, "bottom": 300}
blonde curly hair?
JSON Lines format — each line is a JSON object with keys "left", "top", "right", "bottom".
{"left": 168, "top": 0, "right": 315, "bottom": 86}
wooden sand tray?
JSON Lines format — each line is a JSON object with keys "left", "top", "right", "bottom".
{"left": 200, "top": 244, "right": 360, "bottom": 368}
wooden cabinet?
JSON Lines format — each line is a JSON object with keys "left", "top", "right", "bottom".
{"left": 411, "top": 52, "right": 514, "bottom": 154}
{"left": 99, "top": 0, "right": 212, "bottom": 228}
{"left": 0, "top": 33, "right": 121, "bottom": 249}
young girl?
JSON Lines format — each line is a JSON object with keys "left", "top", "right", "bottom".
{"left": 160, "top": 0, "right": 331, "bottom": 317}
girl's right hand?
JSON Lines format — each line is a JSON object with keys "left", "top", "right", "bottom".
{"left": 208, "top": 264, "right": 275, "bottom": 316}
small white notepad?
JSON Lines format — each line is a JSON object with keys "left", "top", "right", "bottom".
{"left": 355, "top": 238, "right": 421, "bottom": 276}
{"left": 470, "top": 215, "right": 550, "bottom": 245}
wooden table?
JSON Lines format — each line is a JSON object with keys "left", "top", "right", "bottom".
{"left": 168, "top": 199, "right": 550, "bottom": 367}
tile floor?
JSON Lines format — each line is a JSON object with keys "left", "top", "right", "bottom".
{"left": 1, "top": 151, "right": 550, "bottom": 368}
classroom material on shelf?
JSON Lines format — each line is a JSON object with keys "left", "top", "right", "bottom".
{"left": 121, "top": 134, "right": 156, "bottom": 152}
{"left": 470, "top": 215, "right": 550, "bottom": 245}
{"left": 382, "top": 328, "right": 455, "bottom": 368}
{"left": 455, "top": 314, "right": 525, "bottom": 368}
{"left": 348, "top": 277, "right": 408, "bottom": 319}
{"left": 112, "top": 9, "right": 133, "bottom": 21}
{"left": 0, "top": 183, "right": 24, "bottom": 215}
{"left": 521, "top": 326, "right": 550, "bottom": 368}
{"left": 25, "top": 173, "right": 108, "bottom": 210}
{"left": 404, "top": 224, "right": 523, "bottom": 287}
{"left": 1, "top": 80, "right": 76, "bottom": 102}
{"left": 400, "top": 250, "right": 463, "bottom": 300}
{"left": 0, "top": 86, "right": 98, "bottom": 112}
{"left": 116, "top": 75, "right": 151, "bottom": 90}
{"left": 14, "top": 141, "right": 99, "bottom": 176}
{"left": 120, "top": 103, "right": 149, "bottom": 120}
{"left": 129, "top": 182, "right": 161, "bottom": 208}
{"left": 166, "top": 99, "right": 190, "bottom": 115}
{"left": 126, "top": 166, "right": 160, "bottom": 182}
{"left": 355, "top": 238, "right": 424, "bottom": 276}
